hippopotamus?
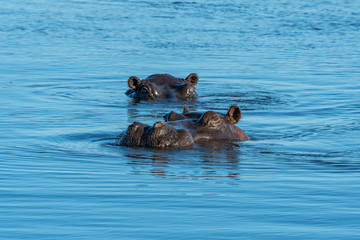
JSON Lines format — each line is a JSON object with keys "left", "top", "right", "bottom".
{"left": 115, "top": 121, "right": 194, "bottom": 148}
{"left": 116, "top": 105, "right": 249, "bottom": 148}
{"left": 125, "top": 73, "right": 199, "bottom": 101}
{"left": 163, "top": 105, "right": 249, "bottom": 142}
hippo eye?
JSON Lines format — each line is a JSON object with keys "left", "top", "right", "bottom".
{"left": 207, "top": 115, "right": 221, "bottom": 128}
{"left": 199, "top": 111, "right": 222, "bottom": 127}
{"left": 142, "top": 87, "right": 149, "bottom": 94}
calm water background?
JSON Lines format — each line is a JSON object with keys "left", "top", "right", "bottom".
{"left": 1, "top": 0, "right": 360, "bottom": 239}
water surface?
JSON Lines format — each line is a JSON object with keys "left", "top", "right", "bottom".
{"left": 1, "top": 0, "right": 360, "bottom": 239}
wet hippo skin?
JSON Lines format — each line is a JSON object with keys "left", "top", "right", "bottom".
{"left": 125, "top": 73, "right": 199, "bottom": 101}
{"left": 116, "top": 105, "right": 249, "bottom": 148}
{"left": 164, "top": 105, "right": 249, "bottom": 142}
{"left": 115, "top": 121, "right": 194, "bottom": 148}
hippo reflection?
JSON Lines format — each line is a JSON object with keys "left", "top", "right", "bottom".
{"left": 116, "top": 105, "right": 249, "bottom": 148}
{"left": 125, "top": 73, "right": 199, "bottom": 101}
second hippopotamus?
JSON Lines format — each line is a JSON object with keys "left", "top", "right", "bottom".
{"left": 125, "top": 73, "right": 199, "bottom": 101}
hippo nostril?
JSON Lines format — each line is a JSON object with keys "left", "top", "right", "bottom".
{"left": 154, "top": 121, "right": 166, "bottom": 128}
{"left": 129, "top": 122, "right": 140, "bottom": 131}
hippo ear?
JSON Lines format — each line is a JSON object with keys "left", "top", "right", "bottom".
{"left": 128, "top": 76, "right": 141, "bottom": 90}
{"left": 185, "top": 73, "right": 199, "bottom": 85}
{"left": 182, "top": 105, "right": 190, "bottom": 114}
{"left": 227, "top": 105, "right": 242, "bottom": 124}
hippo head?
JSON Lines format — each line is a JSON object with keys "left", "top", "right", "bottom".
{"left": 126, "top": 73, "right": 198, "bottom": 100}
{"left": 127, "top": 77, "right": 166, "bottom": 100}
{"left": 165, "top": 105, "right": 249, "bottom": 142}
{"left": 115, "top": 121, "right": 194, "bottom": 148}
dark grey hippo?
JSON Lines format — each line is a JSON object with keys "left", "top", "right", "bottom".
{"left": 116, "top": 105, "right": 249, "bottom": 148}
{"left": 125, "top": 73, "right": 199, "bottom": 101}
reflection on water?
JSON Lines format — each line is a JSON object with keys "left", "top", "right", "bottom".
{"left": 121, "top": 141, "right": 242, "bottom": 180}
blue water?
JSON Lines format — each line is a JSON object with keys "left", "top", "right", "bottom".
{"left": 1, "top": 0, "right": 360, "bottom": 239}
